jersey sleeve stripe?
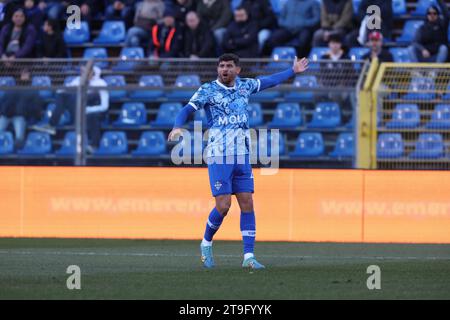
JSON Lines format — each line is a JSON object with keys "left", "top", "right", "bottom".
{"left": 188, "top": 102, "right": 199, "bottom": 110}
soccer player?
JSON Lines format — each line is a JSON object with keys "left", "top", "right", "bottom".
{"left": 168, "top": 53, "right": 308, "bottom": 269}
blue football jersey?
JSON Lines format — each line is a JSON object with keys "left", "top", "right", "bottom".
{"left": 188, "top": 77, "right": 261, "bottom": 157}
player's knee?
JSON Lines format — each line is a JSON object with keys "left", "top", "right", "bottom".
{"left": 216, "top": 200, "right": 231, "bottom": 216}
{"left": 240, "top": 197, "right": 254, "bottom": 212}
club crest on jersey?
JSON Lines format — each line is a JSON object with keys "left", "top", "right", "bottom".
{"left": 214, "top": 181, "right": 222, "bottom": 190}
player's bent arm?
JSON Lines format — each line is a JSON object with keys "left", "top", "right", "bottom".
{"left": 168, "top": 104, "right": 197, "bottom": 141}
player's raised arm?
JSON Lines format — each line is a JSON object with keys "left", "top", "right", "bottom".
{"left": 257, "top": 57, "right": 309, "bottom": 92}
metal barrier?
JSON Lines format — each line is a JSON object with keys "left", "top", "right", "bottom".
{"left": 0, "top": 58, "right": 368, "bottom": 168}
{"left": 372, "top": 63, "right": 450, "bottom": 170}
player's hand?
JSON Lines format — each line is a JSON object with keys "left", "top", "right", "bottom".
{"left": 168, "top": 128, "right": 182, "bottom": 141}
{"left": 292, "top": 56, "right": 309, "bottom": 74}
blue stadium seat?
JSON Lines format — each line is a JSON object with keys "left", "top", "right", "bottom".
{"left": 64, "top": 76, "right": 77, "bottom": 85}
{"left": 190, "top": 108, "right": 208, "bottom": 128}
{"left": 386, "top": 104, "right": 420, "bottom": 129}
{"left": 17, "top": 132, "right": 52, "bottom": 155}
{"left": 329, "top": 133, "right": 355, "bottom": 158}
{"left": 166, "top": 74, "right": 201, "bottom": 101}
{"left": 151, "top": 103, "right": 183, "bottom": 128}
{"left": 444, "top": 82, "right": 450, "bottom": 100}
{"left": 392, "top": 0, "right": 407, "bottom": 16}
{"left": 55, "top": 131, "right": 76, "bottom": 156}
{"left": 0, "top": 76, "right": 16, "bottom": 99}
{"left": 349, "top": 47, "right": 370, "bottom": 61}
{"left": 0, "top": 131, "right": 14, "bottom": 155}
{"left": 289, "top": 132, "right": 324, "bottom": 157}
{"left": 268, "top": 103, "right": 302, "bottom": 128}
{"left": 403, "top": 77, "right": 436, "bottom": 100}
{"left": 247, "top": 103, "right": 263, "bottom": 127}
{"left": 64, "top": 21, "right": 90, "bottom": 44}
{"left": 104, "top": 75, "right": 127, "bottom": 101}
{"left": 270, "top": 0, "right": 289, "bottom": 16}
{"left": 113, "top": 103, "right": 147, "bottom": 127}
{"left": 345, "top": 113, "right": 356, "bottom": 129}
{"left": 307, "top": 102, "right": 341, "bottom": 128}
{"left": 409, "top": 133, "right": 444, "bottom": 159}
{"left": 32, "top": 76, "right": 52, "bottom": 99}
{"left": 308, "top": 47, "right": 329, "bottom": 70}
{"left": 284, "top": 75, "right": 318, "bottom": 102}
{"left": 132, "top": 131, "right": 167, "bottom": 156}
{"left": 94, "top": 131, "right": 128, "bottom": 155}
{"left": 129, "top": 75, "right": 164, "bottom": 100}
{"left": 93, "top": 21, "right": 126, "bottom": 44}
{"left": 309, "top": 47, "right": 329, "bottom": 60}
{"left": 396, "top": 20, "right": 424, "bottom": 44}
{"left": 377, "top": 133, "right": 404, "bottom": 159}
{"left": 258, "top": 131, "right": 286, "bottom": 157}
{"left": 426, "top": 104, "right": 450, "bottom": 129}
{"left": 352, "top": 0, "right": 362, "bottom": 13}
{"left": 83, "top": 47, "right": 109, "bottom": 69}
{"left": 389, "top": 47, "right": 412, "bottom": 63}
{"left": 231, "top": 0, "right": 242, "bottom": 11}
{"left": 266, "top": 46, "right": 296, "bottom": 71}
{"left": 40, "top": 103, "right": 71, "bottom": 126}
{"left": 411, "top": 0, "right": 437, "bottom": 16}
{"left": 113, "top": 47, "right": 145, "bottom": 71}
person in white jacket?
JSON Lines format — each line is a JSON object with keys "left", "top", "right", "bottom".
{"left": 32, "top": 66, "right": 109, "bottom": 153}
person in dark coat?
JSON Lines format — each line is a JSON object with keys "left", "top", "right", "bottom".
{"left": 38, "top": 19, "right": 67, "bottom": 58}
{"left": 361, "top": 31, "right": 393, "bottom": 62}
{"left": 105, "top": 0, "right": 135, "bottom": 28}
{"left": 408, "top": 0, "right": 449, "bottom": 63}
{"left": 222, "top": 6, "right": 258, "bottom": 58}
{"left": 240, "top": 0, "right": 277, "bottom": 54}
{"left": 183, "top": 10, "right": 215, "bottom": 58}
{"left": 0, "top": 7, "right": 37, "bottom": 59}
{"left": 196, "top": 0, "right": 232, "bottom": 49}
{"left": 0, "top": 68, "right": 45, "bottom": 149}
{"left": 172, "top": 0, "right": 196, "bottom": 27}
{"left": 148, "top": 8, "right": 183, "bottom": 58}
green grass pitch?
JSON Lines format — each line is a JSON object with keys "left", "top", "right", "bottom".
{"left": 0, "top": 238, "right": 449, "bottom": 299}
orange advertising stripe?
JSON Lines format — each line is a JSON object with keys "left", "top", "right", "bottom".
{"left": 0, "top": 167, "right": 449, "bottom": 243}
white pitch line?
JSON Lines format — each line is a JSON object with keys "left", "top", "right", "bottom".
{"left": 0, "top": 250, "right": 449, "bottom": 261}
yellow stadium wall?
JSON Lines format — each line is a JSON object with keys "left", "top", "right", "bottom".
{"left": 1, "top": 167, "right": 449, "bottom": 243}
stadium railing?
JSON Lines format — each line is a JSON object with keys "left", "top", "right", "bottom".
{"left": 0, "top": 58, "right": 369, "bottom": 168}
{"left": 369, "top": 63, "right": 450, "bottom": 170}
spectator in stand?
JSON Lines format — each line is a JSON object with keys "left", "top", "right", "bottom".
{"left": 312, "top": 0, "right": 353, "bottom": 47}
{"left": 148, "top": 8, "right": 183, "bottom": 58}
{"left": 38, "top": 18, "right": 66, "bottom": 58}
{"left": 320, "top": 34, "right": 351, "bottom": 87}
{"left": 196, "top": 0, "right": 232, "bottom": 51}
{"left": 105, "top": 1, "right": 135, "bottom": 28}
{"left": 262, "top": 0, "right": 320, "bottom": 58}
{"left": 408, "top": 0, "right": 449, "bottom": 63}
{"left": 125, "top": 0, "right": 165, "bottom": 47}
{"left": 361, "top": 31, "right": 393, "bottom": 62}
{"left": 0, "top": 8, "right": 37, "bottom": 59}
{"left": 172, "top": 0, "right": 195, "bottom": 27}
{"left": 222, "top": 6, "right": 258, "bottom": 58}
{"left": 0, "top": 68, "right": 44, "bottom": 149}
{"left": 321, "top": 33, "right": 348, "bottom": 61}
{"left": 32, "top": 66, "right": 109, "bottom": 154}
{"left": 24, "top": 0, "right": 44, "bottom": 32}
{"left": 240, "top": 0, "right": 277, "bottom": 54}
{"left": 346, "top": 0, "right": 393, "bottom": 47}
{"left": 1, "top": 1, "right": 25, "bottom": 28}
{"left": 183, "top": 10, "right": 215, "bottom": 58}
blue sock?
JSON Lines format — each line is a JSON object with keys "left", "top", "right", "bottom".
{"left": 240, "top": 211, "right": 256, "bottom": 256}
{"left": 203, "top": 207, "right": 224, "bottom": 242}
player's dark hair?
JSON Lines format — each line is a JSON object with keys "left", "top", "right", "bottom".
{"left": 218, "top": 53, "right": 240, "bottom": 66}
